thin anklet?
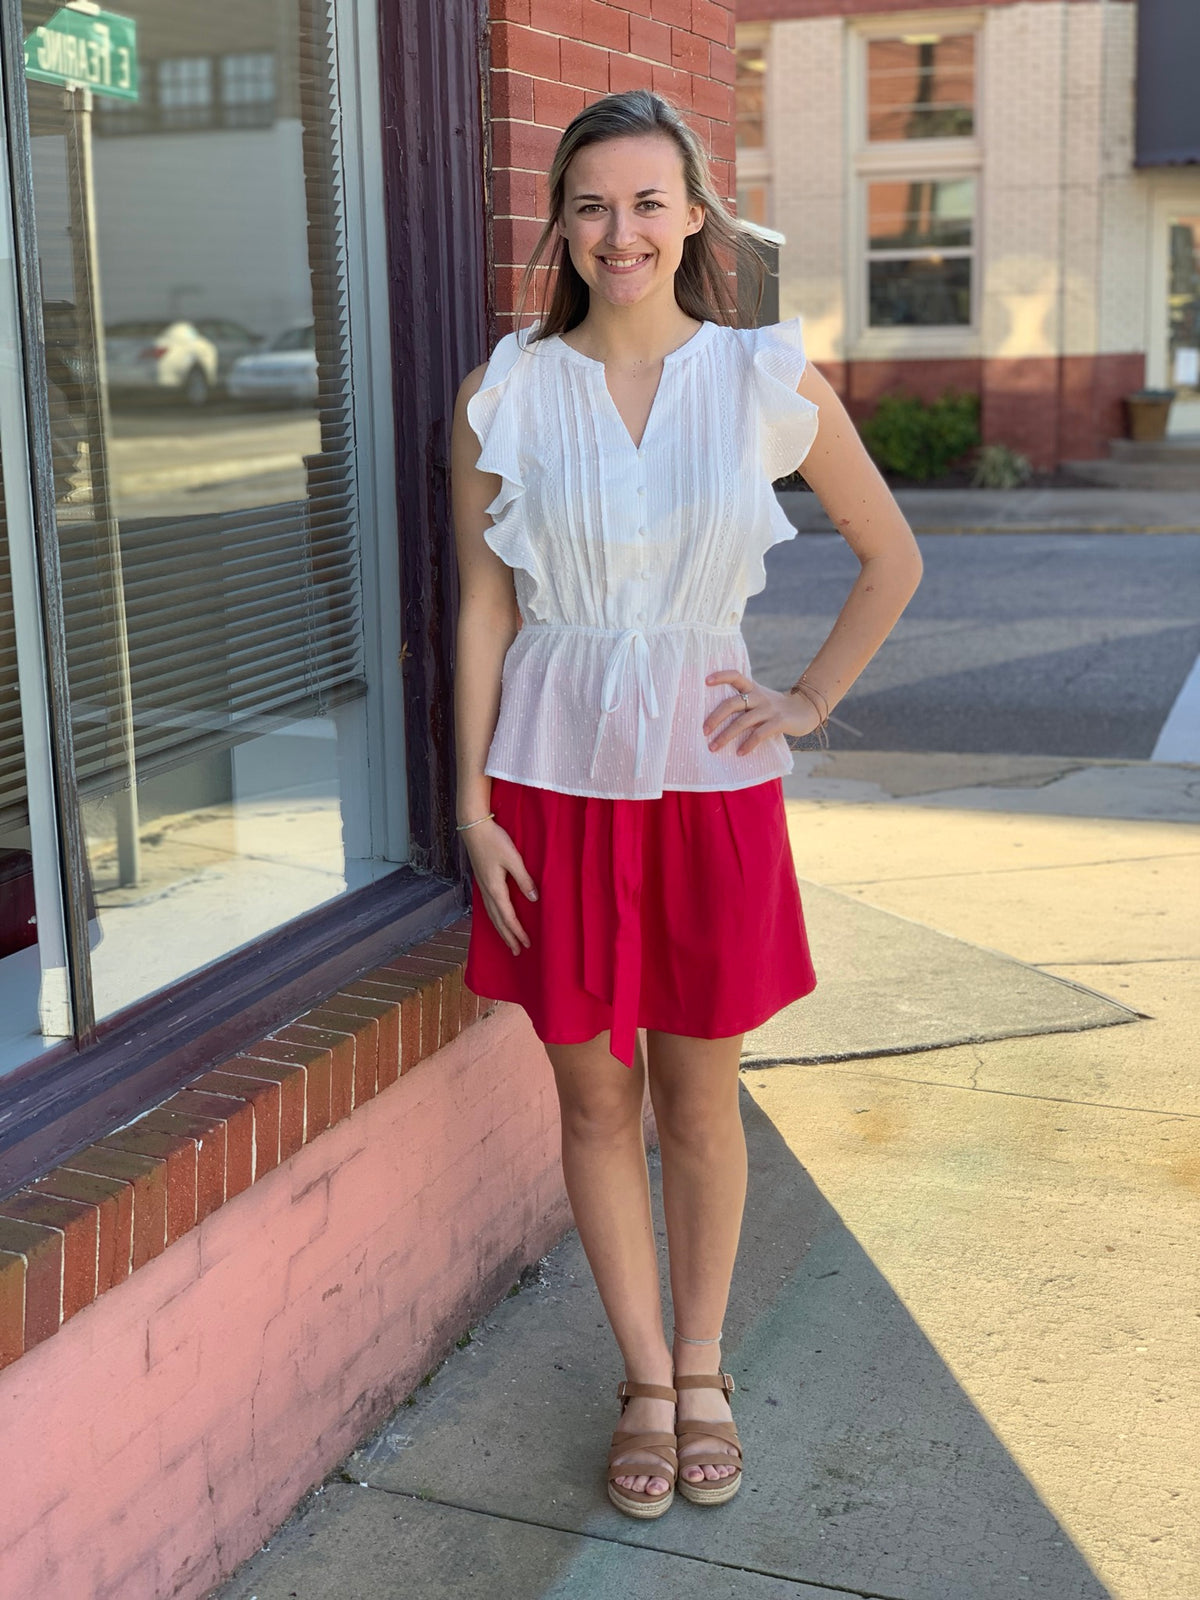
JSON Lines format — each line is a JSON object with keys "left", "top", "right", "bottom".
{"left": 674, "top": 1330, "right": 723, "bottom": 1346}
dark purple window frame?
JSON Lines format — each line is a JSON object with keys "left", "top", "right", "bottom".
{"left": 0, "top": 0, "right": 490, "bottom": 1195}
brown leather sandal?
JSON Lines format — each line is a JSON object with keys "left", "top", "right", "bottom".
{"left": 674, "top": 1373, "right": 743, "bottom": 1506}
{"left": 606, "top": 1380, "right": 678, "bottom": 1519}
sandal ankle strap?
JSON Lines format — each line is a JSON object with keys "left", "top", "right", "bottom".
{"left": 674, "top": 1372, "right": 735, "bottom": 1396}
{"left": 616, "top": 1380, "right": 677, "bottom": 1405}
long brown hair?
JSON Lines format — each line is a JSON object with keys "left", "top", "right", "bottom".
{"left": 515, "top": 89, "right": 766, "bottom": 339}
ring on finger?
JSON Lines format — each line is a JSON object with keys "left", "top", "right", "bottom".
{"left": 738, "top": 690, "right": 750, "bottom": 708}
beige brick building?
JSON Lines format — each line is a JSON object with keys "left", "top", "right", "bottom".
{"left": 736, "top": 0, "right": 1200, "bottom": 468}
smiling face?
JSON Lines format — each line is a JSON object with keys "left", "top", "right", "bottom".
{"left": 556, "top": 132, "right": 705, "bottom": 310}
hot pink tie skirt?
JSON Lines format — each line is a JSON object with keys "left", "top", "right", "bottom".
{"left": 464, "top": 775, "right": 817, "bottom": 1067}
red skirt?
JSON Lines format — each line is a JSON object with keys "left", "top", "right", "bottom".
{"left": 464, "top": 776, "right": 817, "bottom": 1068}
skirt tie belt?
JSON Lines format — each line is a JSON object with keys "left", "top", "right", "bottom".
{"left": 581, "top": 794, "right": 643, "bottom": 1069}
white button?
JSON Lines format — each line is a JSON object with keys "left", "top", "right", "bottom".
{"left": 637, "top": 527, "right": 646, "bottom": 537}
{"left": 639, "top": 569, "right": 647, "bottom": 579}
{"left": 728, "top": 611, "right": 738, "bottom": 623}
{"left": 637, "top": 611, "right": 647, "bottom": 624}
{"left": 637, "top": 485, "right": 645, "bottom": 496}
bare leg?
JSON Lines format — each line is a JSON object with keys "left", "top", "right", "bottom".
{"left": 647, "top": 1030, "right": 746, "bottom": 1485}
{"left": 545, "top": 1029, "right": 674, "bottom": 1496}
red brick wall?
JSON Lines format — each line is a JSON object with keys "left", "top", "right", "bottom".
{"left": 488, "top": 0, "right": 738, "bottom": 329}
{"left": 826, "top": 352, "right": 1146, "bottom": 469}
{"left": 983, "top": 352, "right": 1145, "bottom": 469}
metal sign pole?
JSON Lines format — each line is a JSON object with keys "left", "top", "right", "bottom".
{"left": 63, "top": 80, "right": 140, "bottom": 886}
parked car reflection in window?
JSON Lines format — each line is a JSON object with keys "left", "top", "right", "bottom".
{"left": 227, "top": 323, "right": 317, "bottom": 404}
{"left": 105, "top": 319, "right": 218, "bottom": 406}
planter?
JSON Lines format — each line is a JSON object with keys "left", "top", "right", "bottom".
{"left": 1124, "top": 389, "right": 1176, "bottom": 442}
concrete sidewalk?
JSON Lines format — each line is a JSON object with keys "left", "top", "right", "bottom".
{"left": 212, "top": 753, "right": 1199, "bottom": 1600}
{"left": 777, "top": 485, "right": 1200, "bottom": 535}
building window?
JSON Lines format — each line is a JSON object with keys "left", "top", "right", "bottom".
{"left": 220, "top": 53, "right": 278, "bottom": 129}
{"left": 854, "top": 24, "right": 980, "bottom": 337}
{"left": 866, "top": 176, "right": 974, "bottom": 326}
{"left": 157, "top": 57, "right": 214, "bottom": 130}
{"left": 736, "top": 43, "right": 767, "bottom": 150}
{"left": 866, "top": 33, "right": 975, "bottom": 143}
{"left": 737, "top": 182, "right": 771, "bottom": 229}
{"left": 96, "top": 52, "right": 279, "bottom": 136}
{"left": 735, "top": 26, "right": 770, "bottom": 244}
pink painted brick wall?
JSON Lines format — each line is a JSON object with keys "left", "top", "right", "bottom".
{"left": 0, "top": 1005, "right": 569, "bottom": 1600}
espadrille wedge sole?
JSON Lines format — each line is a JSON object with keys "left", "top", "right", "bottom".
{"left": 606, "top": 1380, "right": 678, "bottom": 1519}
{"left": 674, "top": 1372, "right": 743, "bottom": 1506}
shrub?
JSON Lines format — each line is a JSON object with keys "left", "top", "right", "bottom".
{"left": 971, "top": 442, "right": 1032, "bottom": 489}
{"left": 860, "top": 390, "right": 981, "bottom": 482}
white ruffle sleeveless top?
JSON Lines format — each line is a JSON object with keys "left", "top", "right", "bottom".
{"left": 466, "top": 315, "right": 819, "bottom": 800}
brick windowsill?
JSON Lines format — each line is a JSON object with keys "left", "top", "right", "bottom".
{"left": 0, "top": 918, "right": 487, "bottom": 1373}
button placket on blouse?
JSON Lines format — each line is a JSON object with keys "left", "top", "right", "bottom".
{"left": 634, "top": 459, "right": 648, "bottom": 621}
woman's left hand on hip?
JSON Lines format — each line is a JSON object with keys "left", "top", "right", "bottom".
{"left": 703, "top": 669, "right": 823, "bottom": 755}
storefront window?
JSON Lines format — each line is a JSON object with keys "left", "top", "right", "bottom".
{"left": 14, "top": 0, "right": 401, "bottom": 1026}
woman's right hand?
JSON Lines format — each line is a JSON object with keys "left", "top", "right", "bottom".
{"left": 463, "top": 819, "right": 539, "bottom": 955}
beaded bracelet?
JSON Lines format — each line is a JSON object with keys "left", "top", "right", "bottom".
{"left": 455, "top": 811, "right": 495, "bottom": 832}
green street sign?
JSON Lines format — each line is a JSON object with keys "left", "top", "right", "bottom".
{"left": 24, "top": 7, "right": 138, "bottom": 102}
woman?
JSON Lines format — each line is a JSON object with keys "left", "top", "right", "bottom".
{"left": 451, "top": 90, "right": 922, "bottom": 1520}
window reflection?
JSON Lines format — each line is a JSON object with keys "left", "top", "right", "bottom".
{"left": 736, "top": 44, "right": 766, "bottom": 150}
{"left": 21, "top": 0, "right": 392, "bottom": 1022}
{"left": 867, "top": 35, "right": 975, "bottom": 143}
{"left": 867, "top": 177, "right": 974, "bottom": 327}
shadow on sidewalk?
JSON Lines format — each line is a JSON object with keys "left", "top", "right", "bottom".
{"left": 217, "top": 1092, "right": 1113, "bottom": 1600}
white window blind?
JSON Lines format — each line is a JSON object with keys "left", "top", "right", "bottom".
{"left": 49, "top": 0, "right": 367, "bottom": 797}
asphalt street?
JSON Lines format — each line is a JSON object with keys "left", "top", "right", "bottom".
{"left": 744, "top": 530, "right": 1200, "bottom": 760}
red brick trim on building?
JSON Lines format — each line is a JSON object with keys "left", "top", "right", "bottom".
{"left": 0, "top": 922, "right": 486, "bottom": 1373}
{"left": 823, "top": 351, "right": 1145, "bottom": 469}
{"left": 737, "top": 0, "right": 1110, "bottom": 21}
{"left": 489, "top": 0, "right": 737, "bottom": 327}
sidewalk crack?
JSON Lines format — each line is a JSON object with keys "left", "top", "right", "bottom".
{"left": 364, "top": 1484, "right": 901, "bottom": 1599}
{"left": 802, "top": 1063, "right": 1200, "bottom": 1120}
{"left": 825, "top": 847, "right": 1200, "bottom": 891}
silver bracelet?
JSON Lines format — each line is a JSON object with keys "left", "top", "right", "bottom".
{"left": 455, "top": 811, "right": 495, "bottom": 832}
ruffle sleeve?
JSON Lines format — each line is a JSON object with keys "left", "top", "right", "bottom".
{"left": 464, "top": 329, "right": 543, "bottom": 605}
{"left": 738, "top": 317, "right": 821, "bottom": 599}
{"left": 749, "top": 315, "right": 820, "bottom": 484}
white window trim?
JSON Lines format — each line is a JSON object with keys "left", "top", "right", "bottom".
{"left": 847, "top": 10, "right": 983, "bottom": 359}
{"left": 0, "top": 69, "right": 74, "bottom": 1042}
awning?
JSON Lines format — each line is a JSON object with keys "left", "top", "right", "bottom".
{"left": 1136, "top": 0, "right": 1200, "bottom": 166}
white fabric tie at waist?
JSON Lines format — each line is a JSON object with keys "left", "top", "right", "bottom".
{"left": 589, "top": 627, "right": 661, "bottom": 782}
